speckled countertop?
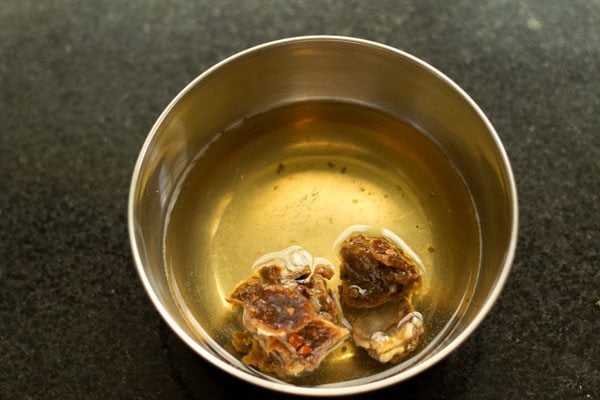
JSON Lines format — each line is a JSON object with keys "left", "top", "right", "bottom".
{"left": 1, "top": 1, "right": 598, "bottom": 398}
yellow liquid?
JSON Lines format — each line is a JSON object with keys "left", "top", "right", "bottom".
{"left": 165, "top": 101, "right": 480, "bottom": 385}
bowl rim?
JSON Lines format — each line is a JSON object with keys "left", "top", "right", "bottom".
{"left": 128, "top": 35, "right": 519, "bottom": 396}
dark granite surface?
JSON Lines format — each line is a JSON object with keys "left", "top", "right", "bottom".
{"left": 1, "top": 0, "right": 598, "bottom": 398}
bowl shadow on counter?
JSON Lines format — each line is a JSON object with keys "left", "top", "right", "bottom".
{"left": 159, "top": 322, "right": 483, "bottom": 399}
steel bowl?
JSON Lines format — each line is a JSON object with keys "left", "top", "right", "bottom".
{"left": 128, "top": 36, "right": 518, "bottom": 395}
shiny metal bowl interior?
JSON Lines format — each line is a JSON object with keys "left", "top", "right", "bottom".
{"left": 128, "top": 36, "right": 518, "bottom": 396}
